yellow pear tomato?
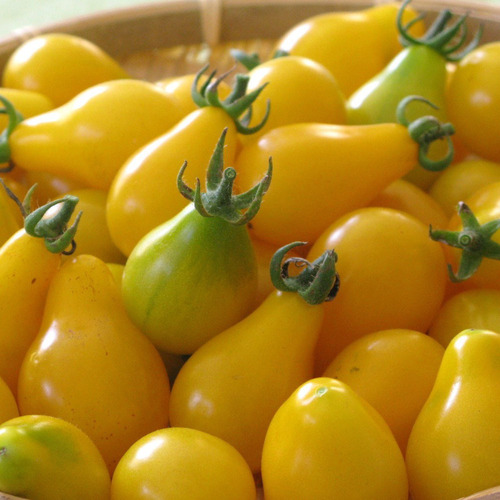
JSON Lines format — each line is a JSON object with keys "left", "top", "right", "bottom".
{"left": 0, "top": 414, "right": 110, "bottom": 499}
{"left": 428, "top": 158, "right": 500, "bottom": 218}
{"left": 429, "top": 288, "right": 500, "bottom": 347}
{"left": 261, "top": 377, "right": 408, "bottom": 500}
{"left": 239, "top": 54, "right": 346, "bottom": 145}
{"left": 17, "top": 254, "right": 171, "bottom": 473}
{"left": 111, "top": 427, "right": 256, "bottom": 500}
{"left": 406, "top": 329, "right": 500, "bottom": 500}
{"left": 308, "top": 207, "right": 447, "bottom": 374}
{"left": 273, "top": 2, "right": 425, "bottom": 97}
{"left": 369, "top": 178, "right": 449, "bottom": 229}
{"left": 323, "top": 328, "right": 445, "bottom": 454}
{"left": 2, "top": 33, "right": 129, "bottom": 106}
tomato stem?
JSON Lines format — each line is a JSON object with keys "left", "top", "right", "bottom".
{"left": 0, "top": 95, "right": 23, "bottom": 171}
{"left": 191, "top": 65, "right": 270, "bottom": 134}
{"left": 0, "top": 178, "right": 82, "bottom": 254}
{"left": 230, "top": 48, "right": 289, "bottom": 71}
{"left": 429, "top": 202, "right": 500, "bottom": 282}
{"left": 396, "top": 95, "right": 455, "bottom": 171}
{"left": 397, "top": 0, "right": 482, "bottom": 61}
{"left": 177, "top": 127, "right": 272, "bottom": 225}
{"left": 270, "top": 241, "right": 340, "bottom": 305}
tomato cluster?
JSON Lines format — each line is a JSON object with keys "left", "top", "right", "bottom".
{"left": 0, "top": 1, "right": 500, "bottom": 499}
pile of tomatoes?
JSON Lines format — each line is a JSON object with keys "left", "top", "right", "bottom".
{"left": 0, "top": 0, "right": 500, "bottom": 498}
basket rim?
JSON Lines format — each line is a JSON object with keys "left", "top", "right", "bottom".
{"left": 1, "top": 0, "right": 499, "bottom": 51}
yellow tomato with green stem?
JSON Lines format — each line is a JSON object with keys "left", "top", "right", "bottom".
{"left": 2, "top": 33, "right": 129, "bottom": 106}
{"left": 0, "top": 414, "right": 110, "bottom": 500}
{"left": 429, "top": 181, "right": 500, "bottom": 290}
{"left": 233, "top": 53, "right": 347, "bottom": 145}
{"left": 346, "top": 0, "right": 481, "bottom": 190}
{"left": 235, "top": 96, "right": 455, "bottom": 248}
{"left": 120, "top": 128, "right": 272, "bottom": 356}
{"left": 0, "top": 186, "right": 81, "bottom": 395}
{"left": 107, "top": 65, "right": 269, "bottom": 256}
{"left": 308, "top": 206, "right": 448, "bottom": 375}
{"left": 169, "top": 242, "right": 339, "bottom": 473}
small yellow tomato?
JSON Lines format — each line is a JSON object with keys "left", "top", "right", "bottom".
{"left": 0, "top": 230, "right": 61, "bottom": 395}
{"left": 261, "top": 377, "right": 408, "bottom": 500}
{"left": 2, "top": 33, "right": 129, "bottom": 106}
{"left": 428, "top": 158, "right": 500, "bottom": 218}
{"left": 308, "top": 207, "right": 447, "bottom": 374}
{"left": 111, "top": 427, "right": 256, "bottom": 500}
{"left": 429, "top": 288, "right": 500, "bottom": 347}
{"left": 323, "top": 328, "right": 445, "bottom": 454}
{"left": 446, "top": 42, "right": 500, "bottom": 162}
{"left": 370, "top": 178, "right": 449, "bottom": 229}
{"left": 0, "top": 414, "right": 110, "bottom": 499}
{"left": 240, "top": 55, "right": 346, "bottom": 144}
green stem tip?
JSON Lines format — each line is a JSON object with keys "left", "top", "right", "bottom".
{"left": 230, "top": 48, "right": 290, "bottom": 71}
{"left": 0, "top": 178, "right": 82, "bottom": 255}
{"left": 177, "top": 127, "right": 272, "bottom": 225}
{"left": 191, "top": 65, "right": 271, "bottom": 135}
{"left": 397, "top": 0, "right": 483, "bottom": 61}
{"left": 270, "top": 241, "right": 340, "bottom": 305}
{"left": 429, "top": 201, "right": 500, "bottom": 282}
{"left": 396, "top": 95, "right": 455, "bottom": 171}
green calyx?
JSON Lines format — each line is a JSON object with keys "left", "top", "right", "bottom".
{"left": 0, "top": 95, "right": 24, "bottom": 172}
{"left": 397, "top": 0, "right": 483, "bottom": 61}
{"left": 396, "top": 95, "right": 455, "bottom": 171}
{"left": 429, "top": 202, "right": 500, "bottom": 282}
{"left": 269, "top": 241, "right": 340, "bottom": 305}
{"left": 177, "top": 127, "right": 272, "bottom": 225}
{"left": 0, "top": 179, "right": 82, "bottom": 254}
{"left": 230, "top": 48, "right": 289, "bottom": 71}
{"left": 191, "top": 65, "right": 270, "bottom": 134}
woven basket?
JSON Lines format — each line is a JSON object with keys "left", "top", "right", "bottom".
{"left": 0, "top": 1, "right": 499, "bottom": 499}
{"left": 1, "top": 0, "right": 500, "bottom": 81}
